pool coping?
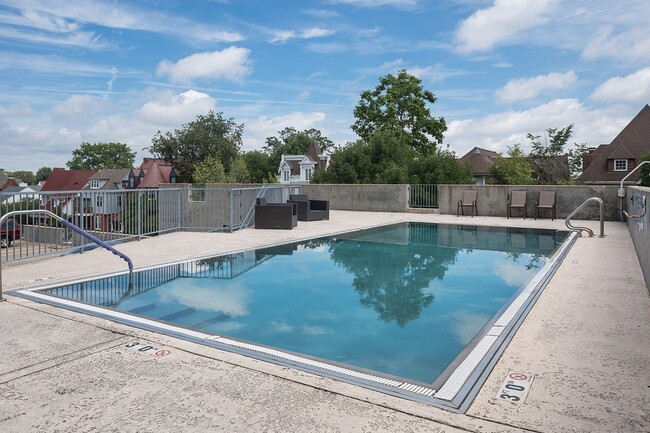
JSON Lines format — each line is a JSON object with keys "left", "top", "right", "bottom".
{"left": 11, "top": 223, "right": 578, "bottom": 413}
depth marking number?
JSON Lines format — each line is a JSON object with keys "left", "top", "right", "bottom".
{"left": 125, "top": 341, "right": 172, "bottom": 358}
{"left": 497, "top": 371, "right": 534, "bottom": 404}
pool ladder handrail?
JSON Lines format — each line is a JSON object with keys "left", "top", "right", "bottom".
{"left": 0, "top": 209, "right": 134, "bottom": 301}
{"left": 564, "top": 197, "right": 605, "bottom": 238}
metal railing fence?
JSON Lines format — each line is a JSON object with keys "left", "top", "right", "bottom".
{"left": 1, "top": 185, "right": 298, "bottom": 263}
{"left": 409, "top": 184, "right": 438, "bottom": 208}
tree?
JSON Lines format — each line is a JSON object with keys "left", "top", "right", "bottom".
{"left": 567, "top": 142, "right": 589, "bottom": 179}
{"left": 36, "top": 167, "right": 52, "bottom": 182}
{"left": 352, "top": 69, "right": 446, "bottom": 154}
{"left": 263, "top": 127, "right": 334, "bottom": 170}
{"left": 67, "top": 142, "right": 136, "bottom": 170}
{"left": 528, "top": 125, "right": 574, "bottom": 157}
{"left": 8, "top": 170, "right": 36, "bottom": 184}
{"left": 147, "top": 111, "right": 243, "bottom": 183}
{"left": 193, "top": 155, "right": 228, "bottom": 183}
{"left": 242, "top": 150, "right": 276, "bottom": 183}
{"left": 490, "top": 144, "right": 535, "bottom": 185}
{"left": 409, "top": 147, "right": 474, "bottom": 184}
{"left": 639, "top": 151, "right": 650, "bottom": 187}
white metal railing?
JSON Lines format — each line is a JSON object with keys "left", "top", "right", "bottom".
{"left": 0, "top": 209, "right": 133, "bottom": 301}
{"left": 565, "top": 197, "right": 605, "bottom": 238}
{"left": 409, "top": 185, "right": 438, "bottom": 208}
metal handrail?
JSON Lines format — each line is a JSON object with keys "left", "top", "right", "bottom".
{"left": 617, "top": 160, "right": 650, "bottom": 221}
{"left": 623, "top": 196, "right": 647, "bottom": 219}
{"left": 1, "top": 209, "right": 134, "bottom": 301}
{"left": 565, "top": 197, "right": 605, "bottom": 238}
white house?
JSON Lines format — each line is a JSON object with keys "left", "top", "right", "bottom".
{"left": 278, "top": 143, "right": 330, "bottom": 184}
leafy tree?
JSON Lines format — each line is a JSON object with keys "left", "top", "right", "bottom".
{"left": 36, "top": 167, "right": 52, "bottom": 182}
{"left": 67, "top": 142, "right": 136, "bottom": 170}
{"left": 528, "top": 125, "right": 574, "bottom": 157}
{"left": 409, "top": 147, "right": 474, "bottom": 184}
{"left": 352, "top": 69, "right": 446, "bottom": 154}
{"left": 312, "top": 140, "right": 372, "bottom": 184}
{"left": 527, "top": 125, "right": 576, "bottom": 183}
{"left": 490, "top": 144, "right": 535, "bottom": 185}
{"left": 228, "top": 157, "right": 251, "bottom": 183}
{"left": 8, "top": 170, "right": 36, "bottom": 184}
{"left": 242, "top": 150, "right": 276, "bottom": 183}
{"left": 193, "top": 155, "right": 228, "bottom": 183}
{"left": 567, "top": 142, "right": 589, "bottom": 179}
{"left": 639, "top": 151, "right": 650, "bottom": 187}
{"left": 263, "top": 127, "right": 334, "bottom": 170}
{"left": 147, "top": 111, "right": 243, "bottom": 183}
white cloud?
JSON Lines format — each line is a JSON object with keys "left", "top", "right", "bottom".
{"left": 455, "top": 0, "right": 559, "bottom": 54}
{"left": 445, "top": 99, "right": 627, "bottom": 156}
{"left": 0, "top": 102, "right": 33, "bottom": 117}
{"left": 268, "top": 27, "right": 335, "bottom": 43}
{"left": 327, "top": 0, "right": 417, "bottom": 7}
{"left": 243, "top": 112, "right": 327, "bottom": 151}
{"left": 156, "top": 47, "right": 252, "bottom": 85}
{"left": 137, "top": 90, "right": 216, "bottom": 126}
{"left": 583, "top": 26, "right": 650, "bottom": 62}
{"left": 496, "top": 71, "right": 578, "bottom": 104}
{"left": 590, "top": 67, "right": 650, "bottom": 104}
{"left": 407, "top": 64, "right": 470, "bottom": 82}
{"left": 51, "top": 94, "right": 102, "bottom": 120}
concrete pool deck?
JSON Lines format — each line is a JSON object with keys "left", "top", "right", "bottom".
{"left": 1, "top": 211, "right": 648, "bottom": 432}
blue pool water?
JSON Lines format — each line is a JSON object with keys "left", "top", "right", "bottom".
{"left": 43, "top": 223, "right": 568, "bottom": 384}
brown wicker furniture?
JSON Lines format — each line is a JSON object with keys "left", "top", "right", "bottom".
{"left": 287, "top": 194, "right": 329, "bottom": 221}
{"left": 254, "top": 198, "right": 297, "bottom": 229}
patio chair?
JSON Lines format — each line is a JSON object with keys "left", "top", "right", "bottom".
{"left": 507, "top": 190, "right": 527, "bottom": 219}
{"left": 254, "top": 197, "right": 297, "bottom": 229}
{"left": 535, "top": 190, "right": 557, "bottom": 220}
{"left": 456, "top": 190, "right": 478, "bottom": 217}
{"left": 287, "top": 194, "right": 329, "bottom": 221}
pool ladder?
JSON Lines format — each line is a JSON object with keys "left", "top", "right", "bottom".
{"left": 564, "top": 197, "right": 605, "bottom": 238}
{"left": 0, "top": 209, "right": 134, "bottom": 301}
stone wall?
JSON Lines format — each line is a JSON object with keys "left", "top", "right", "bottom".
{"left": 302, "top": 184, "right": 409, "bottom": 212}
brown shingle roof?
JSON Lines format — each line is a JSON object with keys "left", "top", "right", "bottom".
{"left": 40, "top": 169, "right": 98, "bottom": 191}
{"left": 578, "top": 104, "right": 650, "bottom": 183}
{"left": 458, "top": 147, "right": 498, "bottom": 175}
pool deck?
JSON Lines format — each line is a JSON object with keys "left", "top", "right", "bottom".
{"left": 1, "top": 211, "right": 649, "bottom": 433}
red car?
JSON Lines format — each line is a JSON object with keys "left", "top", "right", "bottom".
{"left": 1, "top": 219, "right": 20, "bottom": 248}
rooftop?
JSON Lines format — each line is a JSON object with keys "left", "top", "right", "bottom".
{"left": 1, "top": 211, "right": 648, "bottom": 432}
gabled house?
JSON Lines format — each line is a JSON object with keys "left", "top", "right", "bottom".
{"left": 0, "top": 185, "right": 41, "bottom": 205}
{"left": 82, "top": 169, "right": 131, "bottom": 232}
{"left": 458, "top": 147, "right": 498, "bottom": 185}
{"left": 128, "top": 158, "right": 177, "bottom": 189}
{"left": 578, "top": 104, "right": 650, "bottom": 184}
{"left": 278, "top": 143, "right": 329, "bottom": 184}
{"left": 40, "top": 168, "right": 98, "bottom": 221}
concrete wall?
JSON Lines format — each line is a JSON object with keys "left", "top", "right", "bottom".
{"left": 438, "top": 185, "right": 620, "bottom": 220}
{"left": 625, "top": 186, "right": 650, "bottom": 292}
{"left": 302, "top": 184, "right": 409, "bottom": 212}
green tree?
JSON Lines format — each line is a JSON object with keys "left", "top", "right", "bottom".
{"left": 409, "top": 147, "right": 474, "bottom": 184}
{"left": 147, "top": 111, "right": 243, "bottom": 183}
{"left": 490, "top": 144, "right": 535, "bottom": 185}
{"left": 352, "top": 69, "right": 446, "bottom": 154}
{"left": 36, "top": 167, "right": 52, "bottom": 182}
{"left": 639, "top": 151, "right": 650, "bottom": 187}
{"left": 8, "top": 170, "right": 36, "bottom": 184}
{"left": 67, "top": 142, "right": 136, "bottom": 170}
{"left": 242, "top": 150, "right": 276, "bottom": 183}
{"left": 528, "top": 125, "right": 574, "bottom": 157}
{"left": 567, "top": 142, "right": 589, "bottom": 179}
{"left": 228, "top": 157, "right": 251, "bottom": 183}
{"left": 193, "top": 155, "right": 228, "bottom": 183}
{"left": 263, "top": 127, "right": 334, "bottom": 170}
{"left": 527, "top": 125, "right": 575, "bottom": 183}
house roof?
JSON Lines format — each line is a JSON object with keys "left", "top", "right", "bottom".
{"left": 133, "top": 158, "right": 175, "bottom": 188}
{"left": 84, "top": 169, "right": 131, "bottom": 190}
{"left": 458, "top": 147, "right": 498, "bottom": 176}
{"left": 279, "top": 143, "right": 329, "bottom": 175}
{"left": 0, "top": 171, "right": 9, "bottom": 190}
{"left": 578, "top": 104, "right": 650, "bottom": 182}
{"left": 40, "top": 169, "right": 98, "bottom": 191}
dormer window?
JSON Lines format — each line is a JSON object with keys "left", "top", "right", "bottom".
{"left": 89, "top": 180, "right": 100, "bottom": 189}
{"left": 614, "top": 159, "right": 628, "bottom": 172}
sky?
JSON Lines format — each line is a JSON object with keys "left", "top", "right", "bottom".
{"left": 1, "top": 0, "right": 649, "bottom": 172}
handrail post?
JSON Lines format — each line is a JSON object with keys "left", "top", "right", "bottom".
{"left": 1, "top": 209, "right": 134, "bottom": 300}
{"left": 565, "top": 197, "right": 605, "bottom": 238}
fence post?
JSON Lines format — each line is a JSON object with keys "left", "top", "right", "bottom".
{"left": 229, "top": 189, "right": 234, "bottom": 233}
{"left": 137, "top": 191, "right": 142, "bottom": 240}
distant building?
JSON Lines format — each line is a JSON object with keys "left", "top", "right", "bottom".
{"left": 82, "top": 169, "right": 131, "bottom": 232}
{"left": 278, "top": 143, "right": 329, "bottom": 184}
{"left": 458, "top": 147, "right": 498, "bottom": 185}
{"left": 578, "top": 104, "right": 650, "bottom": 184}
{"left": 128, "top": 158, "right": 178, "bottom": 188}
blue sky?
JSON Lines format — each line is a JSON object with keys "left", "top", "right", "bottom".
{"left": 1, "top": 0, "right": 649, "bottom": 172}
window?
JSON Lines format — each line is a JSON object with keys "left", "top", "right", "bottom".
{"left": 89, "top": 180, "right": 100, "bottom": 189}
{"left": 282, "top": 170, "right": 290, "bottom": 182}
{"left": 129, "top": 174, "right": 134, "bottom": 189}
{"left": 96, "top": 194, "right": 103, "bottom": 207}
{"left": 614, "top": 159, "right": 628, "bottom": 172}
{"left": 305, "top": 168, "right": 313, "bottom": 181}
{"left": 94, "top": 216, "right": 102, "bottom": 230}
{"left": 117, "top": 195, "right": 123, "bottom": 207}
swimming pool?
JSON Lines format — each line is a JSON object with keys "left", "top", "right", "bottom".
{"left": 16, "top": 222, "right": 575, "bottom": 411}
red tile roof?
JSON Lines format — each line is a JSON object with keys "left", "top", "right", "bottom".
{"left": 40, "top": 169, "right": 98, "bottom": 191}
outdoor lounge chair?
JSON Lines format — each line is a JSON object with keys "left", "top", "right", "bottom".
{"left": 287, "top": 194, "right": 329, "bottom": 221}
{"left": 254, "top": 197, "right": 297, "bottom": 229}
{"left": 456, "top": 190, "right": 478, "bottom": 217}
{"left": 507, "top": 190, "right": 527, "bottom": 219}
{"left": 535, "top": 190, "right": 557, "bottom": 220}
